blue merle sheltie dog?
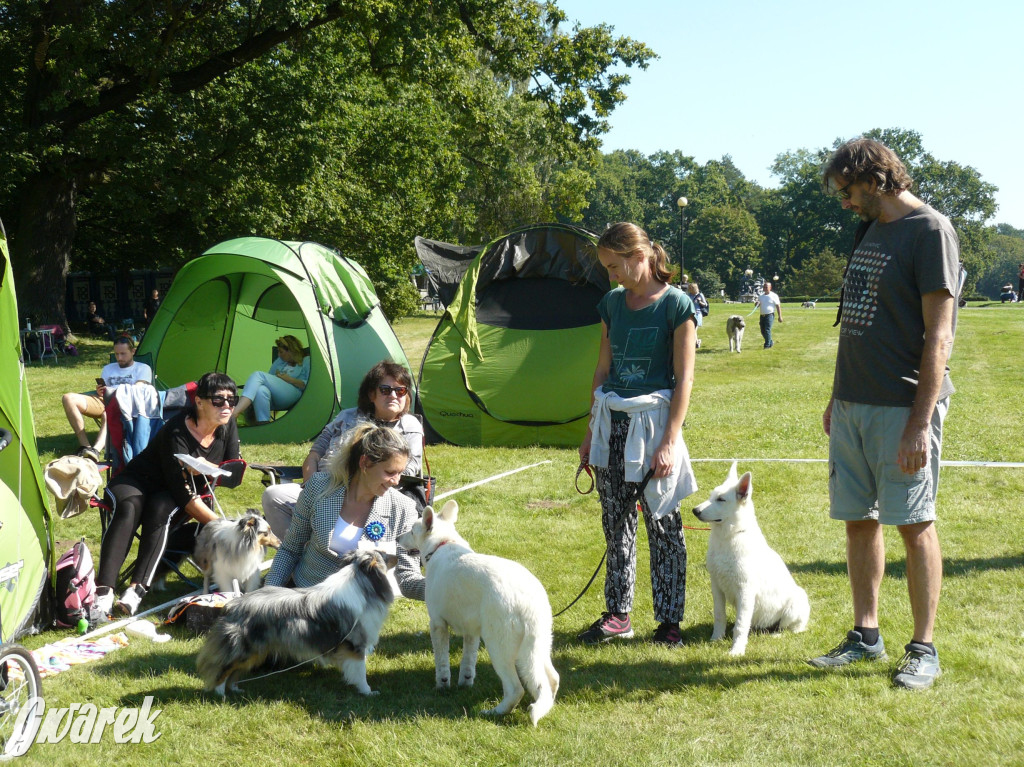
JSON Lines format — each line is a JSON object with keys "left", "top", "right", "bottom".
{"left": 197, "top": 549, "right": 397, "bottom": 696}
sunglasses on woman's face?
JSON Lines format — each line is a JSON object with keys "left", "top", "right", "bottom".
{"left": 377, "top": 385, "right": 408, "bottom": 397}
{"left": 206, "top": 395, "right": 239, "bottom": 407}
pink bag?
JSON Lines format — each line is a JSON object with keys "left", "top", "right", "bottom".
{"left": 54, "top": 539, "right": 96, "bottom": 627}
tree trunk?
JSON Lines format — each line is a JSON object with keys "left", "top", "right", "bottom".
{"left": 11, "top": 169, "right": 76, "bottom": 326}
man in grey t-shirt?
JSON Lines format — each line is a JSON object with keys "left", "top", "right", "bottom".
{"left": 808, "top": 139, "right": 959, "bottom": 691}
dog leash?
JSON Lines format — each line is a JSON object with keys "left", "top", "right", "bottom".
{"left": 233, "top": 622, "right": 359, "bottom": 686}
{"left": 553, "top": 467, "right": 654, "bottom": 618}
{"left": 574, "top": 462, "right": 594, "bottom": 494}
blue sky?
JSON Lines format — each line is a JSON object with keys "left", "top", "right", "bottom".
{"left": 555, "top": 0, "right": 1023, "bottom": 228}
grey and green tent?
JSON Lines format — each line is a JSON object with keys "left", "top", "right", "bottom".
{"left": 138, "top": 237, "right": 411, "bottom": 444}
{"left": 415, "top": 223, "right": 607, "bottom": 447}
{"left": 0, "top": 220, "right": 51, "bottom": 641}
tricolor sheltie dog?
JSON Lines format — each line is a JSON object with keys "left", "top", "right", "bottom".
{"left": 193, "top": 512, "right": 282, "bottom": 594}
{"left": 197, "top": 549, "right": 397, "bottom": 697}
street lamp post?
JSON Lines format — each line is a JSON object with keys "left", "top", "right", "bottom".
{"left": 676, "top": 196, "right": 688, "bottom": 287}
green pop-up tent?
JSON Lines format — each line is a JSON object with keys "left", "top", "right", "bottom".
{"left": 138, "top": 237, "right": 411, "bottom": 444}
{"left": 415, "top": 223, "right": 608, "bottom": 447}
{"left": 0, "top": 220, "right": 52, "bottom": 641}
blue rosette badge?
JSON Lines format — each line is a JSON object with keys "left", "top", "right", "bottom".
{"left": 364, "top": 520, "right": 386, "bottom": 542}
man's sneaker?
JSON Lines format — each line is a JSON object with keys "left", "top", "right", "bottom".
{"left": 76, "top": 445, "right": 100, "bottom": 462}
{"left": 807, "top": 630, "right": 887, "bottom": 668}
{"left": 578, "top": 612, "right": 633, "bottom": 644}
{"left": 892, "top": 642, "right": 942, "bottom": 690}
{"left": 116, "top": 584, "right": 147, "bottom": 617}
{"left": 652, "top": 622, "right": 683, "bottom": 647}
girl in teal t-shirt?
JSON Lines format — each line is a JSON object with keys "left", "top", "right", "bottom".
{"left": 578, "top": 222, "right": 696, "bottom": 648}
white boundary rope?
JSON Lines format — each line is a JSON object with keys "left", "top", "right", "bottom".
{"left": 433, "top": 460, "right": 552, "bottom": 502}
{"left": 690, "top": 458, "right": 1024, "bottom": 468}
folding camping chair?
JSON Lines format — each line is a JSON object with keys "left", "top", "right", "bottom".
{"left": 94, "top": 384, "right": 246, "bottom": 590}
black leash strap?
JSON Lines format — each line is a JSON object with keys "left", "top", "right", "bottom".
{"left": 554, "top": 468, "right": 655, "bottom": 618}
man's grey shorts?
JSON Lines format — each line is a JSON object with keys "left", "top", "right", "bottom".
{"left": 828, "top": 398, "right": 948, "bottom": 526}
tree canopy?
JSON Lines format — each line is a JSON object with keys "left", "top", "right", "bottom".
{"left": 0, "top": 0, "right": 653, "bottom": 321}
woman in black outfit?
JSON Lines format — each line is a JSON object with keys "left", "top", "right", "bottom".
{"left": 96, "top": 372, "right": 240, "bottom": 616}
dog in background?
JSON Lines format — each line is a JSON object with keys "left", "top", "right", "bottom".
{"left": 802, "top": 300, "right": 816, "bottom": 308}
{"left": 692, "top": 463, "right": 810, "bottom": 656}
{"left": 197, "top": 549, "right": 397, "bottom": 696}
{"left": 194, "top": 512, "right": 281, "bottom": 594}
{"left": 726, "top": 315, "right": 746, "bottom": 353}
{"left": 397, "top": 500, "right": 559, "bottom": 726}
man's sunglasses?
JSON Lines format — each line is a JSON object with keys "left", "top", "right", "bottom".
{"left": 377, "top": 385, "right": 409, "bottom": 397}
{"left": 206, "top": 395, "right": 239, "bottom": 407}
{"left": 833, "top": 180, "right": 854, "bottom": 200}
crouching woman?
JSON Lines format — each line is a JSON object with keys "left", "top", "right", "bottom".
{"left": 265, "top": 423, "right": 424, "bottom": 600}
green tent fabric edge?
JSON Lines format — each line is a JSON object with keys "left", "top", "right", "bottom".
{"left": 0, "top": 224, "right": 53, "bottom": 642}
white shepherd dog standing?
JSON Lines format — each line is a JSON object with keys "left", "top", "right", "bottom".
{"left": 397, "top": 500, "right": 559, "bottom": 726}
{"left": 692, "top": 463, "right": 810, "bottom": 656}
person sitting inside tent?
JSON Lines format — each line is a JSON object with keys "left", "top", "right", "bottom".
{"left": 261, "top": 360, "right": 423, "bottom": 539}
{"left": 96, "top": 372, "right": 240, "bottom": 617}
{"left": 232, "top": 335, "right": 310, "bottom": 425}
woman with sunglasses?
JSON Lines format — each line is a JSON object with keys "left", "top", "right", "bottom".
{"left": 232, "top": 335, "right": 310, "bottom": 425}
{"left": 261, "top": 360, "right": 423, "bottom": 539}
{"left": 95, "top": 372, "right": 241, "bottom": 617}
{"left": 264, "top": 422, "right": 424, "bottom": 600}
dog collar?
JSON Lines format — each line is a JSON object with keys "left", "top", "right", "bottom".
{"left": 423, "top": 540, "right": 451, "bottom": 564}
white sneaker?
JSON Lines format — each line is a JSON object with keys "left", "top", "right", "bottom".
{"left": 116, "top": 584, "right": 146, "bottom": 617}
{"left": 94, "top": 587, "right": 114, "bottom": 615}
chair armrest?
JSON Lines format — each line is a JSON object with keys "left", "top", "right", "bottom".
{"left": 248, "top": 462, "right": 304, "bottom": 487}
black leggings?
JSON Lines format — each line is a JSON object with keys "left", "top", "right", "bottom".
{"left": 98, "top": 478, "right": 200, "bottom": 589}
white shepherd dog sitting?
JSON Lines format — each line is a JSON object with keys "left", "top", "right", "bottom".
{"left": 692, "top": 463, "right": 810, "bottom": 656}
{"left": 398, "top": 500, "right": 559, "bottom": 726}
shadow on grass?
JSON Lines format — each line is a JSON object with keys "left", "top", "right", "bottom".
{"left": 36, "top": 434, "right": 90, "bottom": 458}
{"left": 790, "top": 552, "right": 1024, "bottom": 579}
{"left": 98, "top": 619, "right": 835, "bottom": 726}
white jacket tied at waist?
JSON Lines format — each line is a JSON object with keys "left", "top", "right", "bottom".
{"left": 588, "top": 388, "right": 697, "bottom": 520}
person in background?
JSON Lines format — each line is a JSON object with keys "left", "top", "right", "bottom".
{"left": 756, "top": 281, "right": 782, "bottom": 348}
{"left": 810, "top": 137, "right": 959, "bottom": 691}
{"left": 577, "top": 222, "right": 698, "bottom": 648}
{"left": 61, "top": 336, "right": 152, "bottom": 462}
{"left": 232, "top": 335, "right": 310, "bottom": 425}
{"left": 261, "top": 360, "right": 423, "bottom": 539}
{"left": 686, "top": 282, "right": 709, "bottom": 349}
{"left": 143, "top": 288, "right": 162, "bottom": 329}
{"left": 86, "top": 301, "right": 117, "bottom": 341}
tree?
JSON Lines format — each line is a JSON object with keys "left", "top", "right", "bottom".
{"left": 0, "top": 1, "right": 653, "bottom": 322}
{"left": 784, "top": 247, "right": 846, "bottom": 298}
{"left": 685, "top": 204, "right": 764, "bottom": 288}
{"left": 977, "top": 229, "right": 1024, "bottom": 299}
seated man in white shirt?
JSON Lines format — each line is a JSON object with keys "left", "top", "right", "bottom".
{"left": 61, "top": 336, "right": 153, "bottom": 461}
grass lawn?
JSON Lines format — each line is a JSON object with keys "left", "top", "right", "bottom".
{"left": 15, "top": 303, "right": 1024, "bottom": 766}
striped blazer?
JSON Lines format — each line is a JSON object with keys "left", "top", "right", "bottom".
{"left": 264, "top": 471, "right": 424, "bottom": 600}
